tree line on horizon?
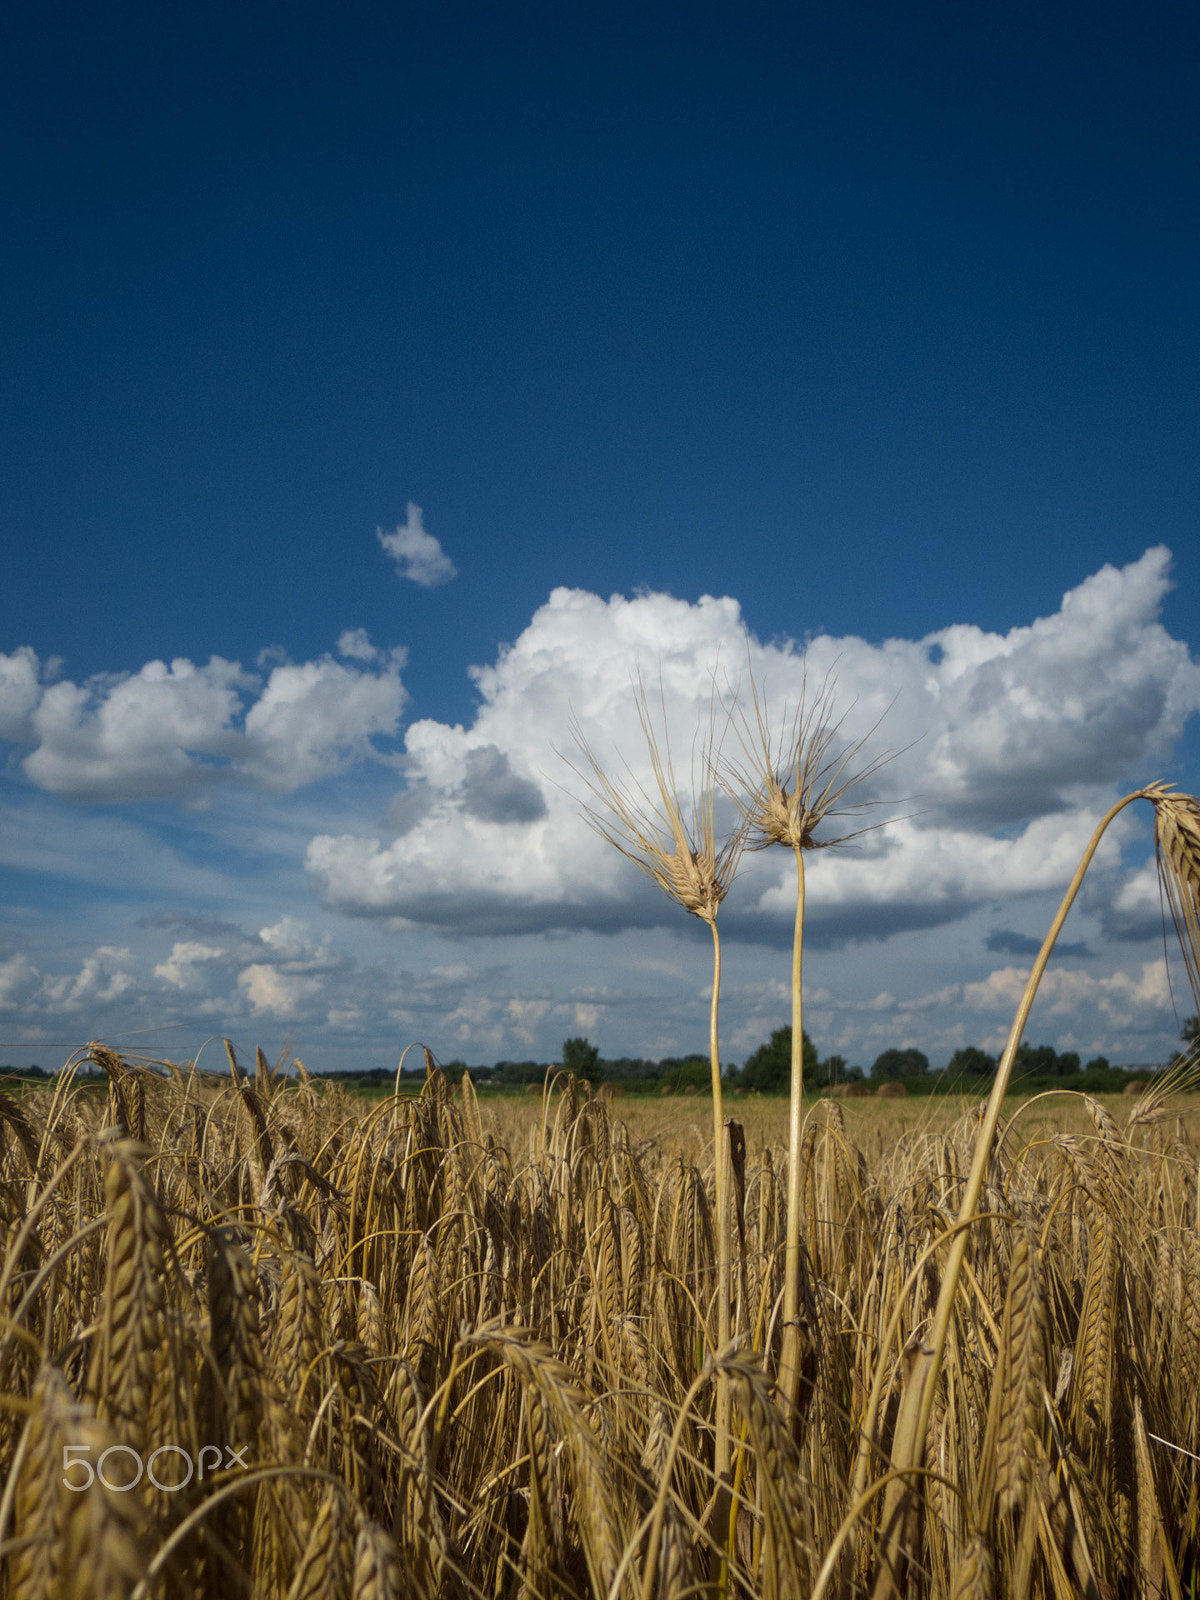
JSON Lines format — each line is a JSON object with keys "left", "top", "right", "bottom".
{"left": 4, "top": 1015, "right": 1192, "bottom": 1092}
{"left": 449, "top": 1015, "right": 1197, "bottom": 1092}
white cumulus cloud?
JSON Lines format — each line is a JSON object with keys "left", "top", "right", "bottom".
{"left": 0, "top": 648, "right": 43, "bottom": 743}
{"left": 306, "top": 548, "right": 1200, "bottom": 945}
{"left": 0, "top": 952, "right": 40, "bottom": 1011}
{"left": 0, "top": 646, "right": 408, "bottom": 803}
{"left": 40, "top": 947, "right": 135, "bottom": 1011}
{"left": 154, "top": 941, "right": 227, "bottom": 990}
{"left": 237, "top": 964, "right": 324, "bottom": 1017}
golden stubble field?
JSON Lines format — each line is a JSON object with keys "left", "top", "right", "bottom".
{"left": 3, "top": 1050, "right": 1200, "bottom": 1599}
{"left": 490, "top": 1082, "right": 1200, "bottom": 1167}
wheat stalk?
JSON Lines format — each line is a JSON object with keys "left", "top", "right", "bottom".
{"left": 719, "top": 665, "right": 898, "bottom": 1423}
{"left": 5, "top": 1026, "right": 1200, "bottom": 1597}
{"left": 563, "top": 674, "right": 745, "bottom": 1519}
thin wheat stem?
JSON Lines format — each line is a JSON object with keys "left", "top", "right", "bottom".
{"left": 778, "top": 842, "right": 807, "bottom": 1416}
{"left": 709, "top": 919, "right": 731, "bottom": 1480}
{"left": 707, "top": 916, "right": 734, "bottom": 1592}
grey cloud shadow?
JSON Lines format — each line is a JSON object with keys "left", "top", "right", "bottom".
{"left": 1100, "top": 905, "right": 1171, "bottom": 944}
{"left": 461, "top": 747, "right": 547, "bottom": 824}
{"left": 383, "top": 748, "right": 547, "bottom": 835}
{"left": 325, "top": 882, "right": 984, "bottom": 947}
{"left": 986, "top": 927, "right": 1093, "bottom": 958}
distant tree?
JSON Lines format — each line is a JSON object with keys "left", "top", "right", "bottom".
{"left": 871, "top": 1048, "right": 930, "bottom": 1081}
{"left": 661, "top": 1057, "right": 711, "bottom": 1091}
{"left": 562, "top": 1036, "right": 601, "bottom": 1084}
{"left": 740, "top": 1027, "right": 817, "bottom": 1093}
{"left": 818, "top": 1053, "right": 848, "bottom": 1088}
{"left": 1014, "top": 1043, "right": 1049, "bottom": 1077}
{"left": 600, "top": 1056, "right": 658, "bottom": 1081}
{"left": 494, "top": 1059, "right": 548, "bottom": 1086}
{"left": 1183, "top": 1016, "right": 1199, "bottom": 1047}
{"left": 1084, "top": 1056, "right": 1110, "bottom": 1072}
{"left": 1013, "top": 1042, "right": 1080, "bottom": 1078}
{"left": 946, "top": 1047, "right": 996, "bottom": 1078}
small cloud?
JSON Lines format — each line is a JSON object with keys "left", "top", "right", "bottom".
{"left": 40, "top": 946, "right": 134, "bottom": 1011}
{"left": 153, "top": 941, "right": 227, "bottom": 989}
{"left": 337, "top": 628, "right": 378, "bottom": 662}
{"left": 237, "top": 963, "right": 322, "bottom": 1017}
{"left": 986, "top": 927, "right": 1093, "bottom": 959}
{"left": 377, "top": 503, "right": 457, "bottom": 588}
{"left": 0, "top": 952, "right": 40, "bottom": 1010}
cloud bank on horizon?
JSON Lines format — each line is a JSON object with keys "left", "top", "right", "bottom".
{"left": 2, "top": 544, "right": 1199, "bottom": 1066}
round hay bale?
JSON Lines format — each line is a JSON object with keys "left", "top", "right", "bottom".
{"left": 604, "top": 1083, "right": 626, "bottom": 1099}
{"left": 659, "top": 1084, "right": 675, "bottom": 1097}
{"left": 683, "top": 1084, "right": 699, "bottom": 1096}
{"left": 1122, "top": 1078, "right": 1147, "bottom": 1095}
{"left": 830, "top": 1083, "right": 869, "bottom": 1098}
{"left": 875, "top": 1081, "right": 907, "bottom": 1099}
{"left": 523, "top": 1083, "right": 540, "bottom": 1095}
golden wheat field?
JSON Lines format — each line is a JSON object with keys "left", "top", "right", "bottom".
{"left": 2, "top": 1044, "right": 1199, "bottom": 1600}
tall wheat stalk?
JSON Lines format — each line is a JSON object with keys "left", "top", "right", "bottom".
{"left": 564, "top": 678, "right": 746, "bottom": 1509}
{"left": 722, "top": 669, "right": 897, "bottom": 1417}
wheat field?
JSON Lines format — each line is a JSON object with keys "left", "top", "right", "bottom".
{"left": 1, "top": 1042, "right": 1197, "bottom": 1599}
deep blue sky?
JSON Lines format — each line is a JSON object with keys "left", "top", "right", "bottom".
{"left": 2, "top": 2, "right": 1199, "bottom": 1070}
{"left": 3, "top": 1, "right": 1197, "bottom": 727}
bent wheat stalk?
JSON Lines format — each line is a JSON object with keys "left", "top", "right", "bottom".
{"left": 872, "top": 781, "right": 1200, "bottom": 1587}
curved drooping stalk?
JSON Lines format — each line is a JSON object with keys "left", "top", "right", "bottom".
{"left": 871, "top": 781, "right": 1200, "bottom": 1586}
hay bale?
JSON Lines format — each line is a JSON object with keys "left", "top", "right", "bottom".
{"left": 1123, "top": 1078, "right": 1147, "bottom": 1095}
{"left": 683, "top": 1085, "right": 699, "bottom": 1096}
{"left": 830, "top": 1083, "right": 869, "bottom": 1098}
{"left": 523, "top": 1083, "right": 540, "bottom": 1095}
{"left": 659, "top": 1085, "right": 675, "bottom": 1097}
{"left": 598, "top": 1083, "right": 625, "bottom": 1103}
{"left": 875, "top": 1081, "right": 907, "bottom": 1099}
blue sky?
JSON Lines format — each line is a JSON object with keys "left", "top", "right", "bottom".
{"left": 2, "top": 2, "right": 1198, "bottom": 1071}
